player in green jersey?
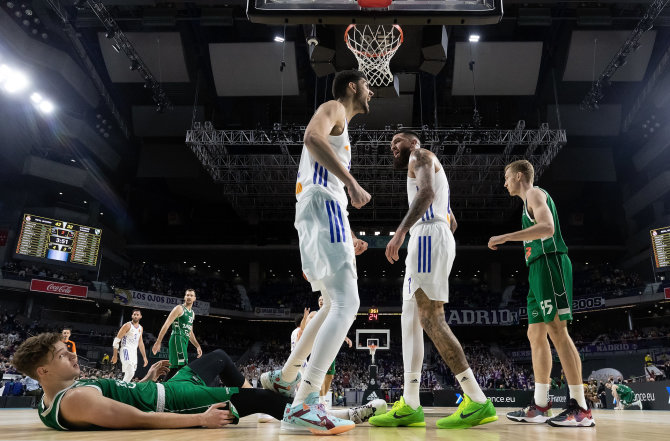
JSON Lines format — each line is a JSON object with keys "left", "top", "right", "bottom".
{"left": 488, "top": 160, "right": 594, "bottom": 428}
{"left": 606, "top": 382, "right": 642, "bottom": 410}
{"left": 10, "top": 332, "right": 296, "bottom": 430}
{"left": 12, "top": 332, "right": 387, "bottom": 431}
{"left": 152, "top": 288, "right": 202, "bottom": 373}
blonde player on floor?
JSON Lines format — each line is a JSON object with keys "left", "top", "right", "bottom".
{"left": 260, "top": 69, "right": 374, "bottom": 435}
{"left": 488, "top": 160, "right": 594, "bottom": 427}
{"left": 606, "top": 382, "right": 642, "bottom": 410}
{"left": 370, "top": 130, "right": 497, "bottom": 429}
{"left": 111, "top": 309, "right": 148, "bottom": 382}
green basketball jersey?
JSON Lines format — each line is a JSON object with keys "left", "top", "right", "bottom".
{"left": 521, "top": 187, "right": 568, "bottom": 266}
{"left": 38, "top": 379, "right": 158, "bottom": 430}
{"left": 616, "top": 384, "right": 633, "bottom": 396}
{"left": 172, "top": 305, "right": 195, "bottom": 337}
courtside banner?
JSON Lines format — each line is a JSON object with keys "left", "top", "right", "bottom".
{"left": 30, "top": 279, "right": 88, "bottom": 298}
{"left": 113, "top": 288, "right": 210, "bottom": 316}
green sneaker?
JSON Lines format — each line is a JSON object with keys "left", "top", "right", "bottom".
{"left": 436, "top": 394, "right": 498, "bottom": 429}
{"left": 368, "top": 396, "right": 426, "bottom": 427}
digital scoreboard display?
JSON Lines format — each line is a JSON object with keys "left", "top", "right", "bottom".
{"left": 15, "top": 214, "right": 102, "bottom": 267}
{"left": 651, "top": 226, "right": 670, "bottom": 272}
{"left": 368, "top": 307, "right": 379, "bottom": 321}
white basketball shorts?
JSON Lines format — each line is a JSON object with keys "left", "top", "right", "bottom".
{"left": 295, "top": 189, "right": 357, "bottom": 291}
{"left": 402, "top": 222, "right": 455, "bottom": 302}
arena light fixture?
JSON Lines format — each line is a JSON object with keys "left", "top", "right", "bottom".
{"left": 38, "top": 100, "right": 54, "bottom": 114}
{"left": 2, "top": 68, "right": 29, "bottom": 93}
{"left": 389, "top": 232, "right": 395, "bottom": 236}
{"left": 374, "top": 231, "right": 381, "bottom": 236}
{"left": 359, "top": 231, "right": 366, "bottom": 236}
{"left": 469, "top": 34, "right": 480, "bottom": 43}
{"left": 274, "top": 36, "right": 285, "bottom": 43}
{"left": 30, "top": 92, "right": 42, "bottom": 103}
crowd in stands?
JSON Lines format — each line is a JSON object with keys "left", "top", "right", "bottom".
{"left": 109, "top": 262, "right": 251, "bottom": 311}
{"left": 572, "top": 262, "right": 644, "bottom": 298}
{"left": 1, "top": 260, "right": 95, "bottom": 290}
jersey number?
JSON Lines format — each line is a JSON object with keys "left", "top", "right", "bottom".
{"left": 525, "top": 247, "right": 532, "bottom": 260}
{"left": 540, "top": 300, "right": 553, "bottom": 316}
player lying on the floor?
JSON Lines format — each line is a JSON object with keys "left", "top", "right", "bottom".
{"left": 12, "top": 333, "right": 384, "bottom": 431}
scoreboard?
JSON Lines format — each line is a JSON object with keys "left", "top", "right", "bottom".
{"left": 15, "top": 214, "right": 102, "bottom": 268}
{"left": 651, "top": 226, "right": 670, "bottom": 272}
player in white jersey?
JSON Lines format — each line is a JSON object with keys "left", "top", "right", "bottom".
{"left": 370, "top": 131, "right": 497, "bottom": 430}
{"left": 260, "top": 70, "right": 372, "bottom": 435}
{"left": 112, "top": 309, "right": 148, "bottom": 382}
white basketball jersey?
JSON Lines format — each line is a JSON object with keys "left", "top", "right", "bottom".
{"left": 295, "top": 118, "right": 351, "bottom": 208}
{"left": 290, "top": 327, "right": 300, "bottom": 352}
{"left": 407, "top": 158, "right": 452, "bottom": 233}
{"left": 121, "top": 323, "right": 142, "bottom": 351}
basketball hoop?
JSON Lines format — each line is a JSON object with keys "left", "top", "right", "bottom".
{"left": 368, "top": 343, "right": 378, "bottom": 364}
{"left": 345, "top": 24, "right": 403, "bottom": 88}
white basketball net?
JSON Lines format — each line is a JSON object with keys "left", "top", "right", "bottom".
{"left": 345, "top": 24, "right": 403, "bottom": 87}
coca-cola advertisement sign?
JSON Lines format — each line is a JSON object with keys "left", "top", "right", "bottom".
{"left": 30, "top": 279, "right": 88, "bottom": 298}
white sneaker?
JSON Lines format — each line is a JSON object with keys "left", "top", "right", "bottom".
{"left": 258, "top": 413, "right": 275, "bottom": 423}
{"left": 348, "top": 399, "right": 388, "bottom": 424}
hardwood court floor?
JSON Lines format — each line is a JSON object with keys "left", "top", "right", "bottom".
{"left": 2, "top": 406, "right": 668, "bottom": 441}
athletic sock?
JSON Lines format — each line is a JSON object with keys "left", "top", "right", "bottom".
{"left": 569, "top": 384, "right": 588, "bottom": 410}
{"left": 319, "top": 395, "right": 326, "bottom": 405}
{"left": 329, "top": 408, "right": 349, "bottom": 419}
{"left": 456, "top": 368, "right": 487, "bottom": 404}
{"left": 534, "top": 383, "right": 550, "bottom": 408}
{"left": 403, "top": 372, "right": 421, "bottom": 409}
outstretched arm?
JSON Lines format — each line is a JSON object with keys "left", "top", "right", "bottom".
{"left": 152, "top": 305, "right": 183, "bottom": 355}
{"left": 488, "top": 188, "right": 554, "bottom": 250}
{"left": 111, "top": 323, "right": 131, "bottom": 365}
{"left": 386, "top": 149, "right": 436, "bottom": 264}
{"left": 189, "top": 330, "right": 202, "bottom": 358}
{"left": 59, "top": 387, "right": 235, "bottom": 429}
{"left": 138, "top": 333, "right": 148, "bottom": 367}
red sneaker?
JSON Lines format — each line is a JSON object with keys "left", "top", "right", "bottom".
{"left": 547, "top": 399, "right": 595, "bottom": 427}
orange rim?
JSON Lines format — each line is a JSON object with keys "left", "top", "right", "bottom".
{"left": 344, "top": 24, "right": 404, "bottom": 59}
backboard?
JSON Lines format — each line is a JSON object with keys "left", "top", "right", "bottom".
{"left": 355, "top": 328, "right": 390, "bottom": 350}
{"left": 248, "top": 0, "right": 503, "bottom": 25}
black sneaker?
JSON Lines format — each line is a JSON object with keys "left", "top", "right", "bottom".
{"left": 547, "top": 399, "right": 595, "bottom": 427}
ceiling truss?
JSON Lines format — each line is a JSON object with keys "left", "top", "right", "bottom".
{"left": 186, "top": 122, "right": 567, "bottom": 223}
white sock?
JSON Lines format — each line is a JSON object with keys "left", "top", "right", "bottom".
{"left": 403, "top": 372, "right": 421, "bottom": 409}
{"left": 329, "top": 408, "right": 349, "bottom": 419}
{"left": 534, "top": 383, "right": 550, "bottom": 408}
{"left": 456, "top": 368, "right": 487, "bottom": 404}
{"left": 319, "top": 395, "right": 326, "bottom": 405}
{"left": 292, "top": 273, "right": 359, "bottom": 406}
{"left": 569, "top": 384, "right": 588, "bottom": 410}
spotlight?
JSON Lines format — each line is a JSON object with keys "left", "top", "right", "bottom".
{"left": 3, "top": 70, "right": 29, "bottom": 93}
{"left": 25, "top": 9, "right": 32, "bottom": 16}
{"left": 30, "top": 92, "right": 42, "bottom": 103}
{"left": 359, "top": 231, "right": 366, "bottom": 236}
{"left": 374, "top": 231, "right": 381, "bottom": 236}
{"left": 274, "top": 36, "right": 285, "bottom": 43}
{"left": 22, "top": 19, "right": 29, "bottom": 26}
{"left": 38, "top": 100, "right": 54, "bottom": 113}
{"left": 389, "top": 232, "right": 395, "bottom": 236}
{"left": 14, "top": 11, "right": 21, "bottom": 18}
{"left": 469, "top": 34, "right": 480, "bottom": 42}
{"left": 6, "top": 2, "right": 15, "bottom": 8}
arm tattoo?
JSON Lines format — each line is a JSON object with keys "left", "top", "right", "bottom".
{"left": 398, "top": 150, "right": 435, "bottom": 233}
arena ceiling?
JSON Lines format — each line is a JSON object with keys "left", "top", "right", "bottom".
{"left": 1, "top": 0, "right": 669, "bottom": 247}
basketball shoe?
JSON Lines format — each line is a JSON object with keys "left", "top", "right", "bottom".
{"left": 546, "top": 399, "right": 595, "bottom": 427}
{"left": 280, "top": 392, "right": 355, "bottom": 435}
{"left": 348, "top": 399, "right": 388, "bottom": 424}
{"left": 506, "top": 400, "right": 552, "bottom": 423}
{"left": 368, "top": 396, "right": 426, "bottom": 427}
{"left": 436, "top": 394, "right": 498, "bottom": 429}
{"left": 260, "top": 369, "right": 301, "bottom": 398}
